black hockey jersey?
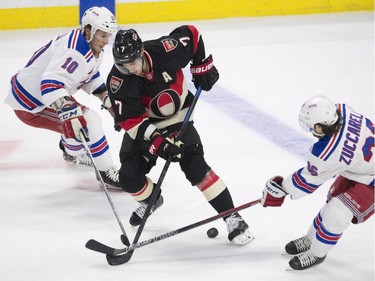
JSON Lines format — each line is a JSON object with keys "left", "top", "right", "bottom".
{"left": 107, "top": 25, "right": 206, "bottom": 141}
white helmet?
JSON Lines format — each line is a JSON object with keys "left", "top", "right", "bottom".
{"left": 298, "top": 95, "right": 338, "bottom": 135}
{"left": 81, "top": 6, "right": 117, "bottom": 41}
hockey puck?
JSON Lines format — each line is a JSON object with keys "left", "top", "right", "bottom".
{"left": 207, "top": 227, "right": 219, "bottom": 238}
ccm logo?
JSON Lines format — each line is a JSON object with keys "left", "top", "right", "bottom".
{"left": 59, "top": 109, "right": 78, "bottom": 120}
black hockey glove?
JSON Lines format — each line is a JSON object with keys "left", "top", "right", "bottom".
{"left": 190, "top": 54, "right": 219, "bottom": 91}
{"left": 148, "top": 134, "right": 183, "bottom": 162}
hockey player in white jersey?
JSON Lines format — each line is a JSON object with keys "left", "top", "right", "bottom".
{"left": 4, "top": 6, "right": 121, "bottom": 190}
{"left": 261, "top": 96, "right": 374, "bottom": 270}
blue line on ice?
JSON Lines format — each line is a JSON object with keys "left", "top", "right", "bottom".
{"left": 200, "top": 87, "right": 312, "bottom": 159}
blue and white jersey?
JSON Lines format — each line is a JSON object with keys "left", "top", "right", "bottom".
{"left": 5, "top": 29, "right": 106, "bottom": 113}
{"left": 283, "top": 104, "right": 375, "bottom": 199}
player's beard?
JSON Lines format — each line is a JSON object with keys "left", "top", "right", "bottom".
{"left": 133, "top": 56, "right": 146, "bottom": 76}
{"left": 140, "top": 56, "right": 149, "bottom": 75}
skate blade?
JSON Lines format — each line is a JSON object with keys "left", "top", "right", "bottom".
{"left": 230, "top": 233, "right": 255, "bottom": 246}
{"left": 99, "top": 183, "right": 123, "bottom": 192}
{"left": 285, "top": 266, "right": 295, "bottom": 272}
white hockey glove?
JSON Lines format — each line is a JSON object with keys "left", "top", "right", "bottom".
{"left": 57, "top": 104, "right": 89, "bottom": 141}
{"left": 101, "top": 95, "right": 113, "bottom": 111}
{"left": 101, "top": 95, "right": 121, "bottom": 132}
{"left": 261, "top": 176, "right": 288, "bottom": 207}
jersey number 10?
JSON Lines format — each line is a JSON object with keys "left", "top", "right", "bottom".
{"left": 61, "top": 57, "right": 79, "bottom": 74}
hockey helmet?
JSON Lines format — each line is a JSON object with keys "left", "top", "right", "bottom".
{"left": 298, "top": 95, "right": 338, "bottom": 134}
{"left": 81, "top": 6, "right": 117, "bottom": 41}
{"left": 113, "top": 29, "right": 143, "bottom": 74}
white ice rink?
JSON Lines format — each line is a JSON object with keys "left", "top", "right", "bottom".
{"left": 0, "top": 11, "right": 374, "bottom": 281}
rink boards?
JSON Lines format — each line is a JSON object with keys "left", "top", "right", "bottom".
{"left": 0, "top": 0, "right": 373, "bottom": 30}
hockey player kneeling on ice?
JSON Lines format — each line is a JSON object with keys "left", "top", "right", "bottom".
{"left": 106, "top": 27, "right": 254, "bottom": 245}
{"left": 261, "top": 96, "right": 374, "bottom": 270}
{"left": 4, "top": 7, "right": 121, "bottom": 190}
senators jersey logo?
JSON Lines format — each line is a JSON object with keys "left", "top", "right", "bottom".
{"left": 109, "top": 76, "right": 123, "bottom": 93}
{"left": 150, "top": 89, "right": 181, "bottom": 118}
{"left": 161, "top": 39, "right": 178, "bottom": 52}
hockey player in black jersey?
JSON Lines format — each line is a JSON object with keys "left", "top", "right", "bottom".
{"left": 106, "top": 26, "right": 253, "bottom": 245}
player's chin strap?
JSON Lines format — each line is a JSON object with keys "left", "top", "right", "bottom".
{"left": 79, "top": 130, "right": 130, "bottom": 246}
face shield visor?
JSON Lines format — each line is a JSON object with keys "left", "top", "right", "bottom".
{"left": 298, "top": 114, "right": 314, "bottom": 133}
{"left": 114, "top": 54, "right": 143, "bottom": 75}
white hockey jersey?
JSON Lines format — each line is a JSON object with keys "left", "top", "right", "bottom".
{"left": 5, "top": 29, "right": 106, "bottom": 113}
{"left": 283, "top": 103, "right": 375, "bottom": 199}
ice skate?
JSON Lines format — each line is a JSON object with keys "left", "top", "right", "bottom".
{"left": 129, "top": 194, "right": 164, "bottom": 226}
{"left": 97, "top": 166, "right": 122, "bottom": 191}
{"left": 288, "top": 250, "right": 326, "bottom": 270}
{"left": 225, "top": 212, "right": 254, "bottom": 245}
{"left": 285, "top": 235, "right": 311, "bottom": 255}
{"left": 59, "top": 140, "right": 93, "bottom": 167}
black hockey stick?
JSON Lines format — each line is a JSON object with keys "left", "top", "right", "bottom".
{"left": 86, "top": 86, "right": 202, "bottom": 265}
{"left": 86, "top": 198, "right": 261, "bottom": 260}
{"left": 107, "top": 86, "right": 202, "bottom": 265}
{"left": 80, "top": 131, "right": 130, "bottom": 246}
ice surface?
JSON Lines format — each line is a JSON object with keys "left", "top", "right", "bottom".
{"left": 0, "top": 12, "right": 373, "bottom": 281}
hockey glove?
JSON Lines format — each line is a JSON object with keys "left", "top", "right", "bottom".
{"left": 101, "top": 95, "right": 115, "bottom": 115}
{"left": 58, "top": 104, "right": 89, "bottom": 141}
{"left": 148, "top": 134, "right": 182, "bottom": 162}
{"left": 261, "top": 176, "right": 288, "bottom": 207}
{"left": 101, "top": 95, "right": 121, "bottom": 131}
{"left": 190, "top": 54, "right": 219, "bottom": 91}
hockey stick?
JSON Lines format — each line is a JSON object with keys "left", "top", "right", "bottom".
{"left": 108, "top": 86, "right": 202, "bottom": 265}
{"left": 86, "top": 86, "right": 202, "bottom": 265}
{"left": 80, "top": 131, "right": 130, "bottom": 246}
{"left": 86, "top": 198, "right": 261, "bottom": 261}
